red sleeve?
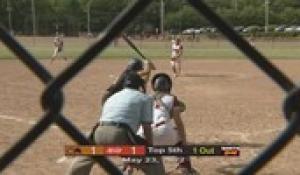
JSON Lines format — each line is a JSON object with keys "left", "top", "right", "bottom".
{"left": 173, "top": 95, "right": 180, "bottom": 107}
{"left": 172, "top": 95, "right": 186, "bottom": 113}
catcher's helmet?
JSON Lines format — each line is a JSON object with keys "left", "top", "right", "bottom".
{"left": 152, "top": 73, "right": 172, "bottom": 92}
{"left": 123, "top": 71, "right": 145, "bottom": 90}
{"left": 126, "top": 58, "right": 143, "bottom": 72}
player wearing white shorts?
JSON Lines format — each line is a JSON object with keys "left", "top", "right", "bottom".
{"left": 171, "top": 38, "right": 183, "bottom": 77}
{"left": 51, "top": 35, "right": 67, "bottom": 62}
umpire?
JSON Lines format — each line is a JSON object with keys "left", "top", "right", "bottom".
{"left": 67, "top": 72, "right": 165, "bottom": 175}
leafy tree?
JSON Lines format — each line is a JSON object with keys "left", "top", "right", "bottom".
{"left": 0, "top": 0, "right": 300, "bottom": 35}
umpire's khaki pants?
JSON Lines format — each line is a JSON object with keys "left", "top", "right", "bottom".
{"left": 67, "top": 125, "right": 166, "bottom": 175}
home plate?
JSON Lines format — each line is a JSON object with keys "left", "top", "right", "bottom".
{"left": 56, "top": 156, "right": 69, "bottom": 164}
{"left": 109, "top": 74, "right": 115, "bottom": 78}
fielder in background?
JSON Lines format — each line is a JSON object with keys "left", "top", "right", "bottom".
{"left": 67, "top": 72, "right": 166, "bottom": 175}
{"left": 135, "top": 73, "right": 197, "bottom": 175}
{"left": 51, "top": 34, "right": 67, "bottom": 62}
{"left": 101, "top": 58, "right": 156, "bottom": 104}
{"left": 171, "top": 38, "right": 183, "bottom": 77}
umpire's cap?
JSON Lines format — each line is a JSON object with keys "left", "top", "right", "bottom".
{"left": 126, "top": 58, "right": 143, "bottom": 72}
{"left": 123, "top": 71, "right": 145, "bottom": 90}
{"left": 152, "top": 73, "right": 172, "bottom": 92}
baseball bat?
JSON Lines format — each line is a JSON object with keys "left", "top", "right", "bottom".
{"left": 121, "top": 34, "right": 156, "bottom": 70}
{"left": 121, "top": 34, "right": 148, "bottom": 60}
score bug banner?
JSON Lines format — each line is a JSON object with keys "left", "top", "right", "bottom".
{"left": 65, "top": 145, "right": 240, "bottom": 156}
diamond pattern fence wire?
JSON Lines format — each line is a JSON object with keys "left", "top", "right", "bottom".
{"left": 0, "top": 0, "right": 300, "bottom": 175}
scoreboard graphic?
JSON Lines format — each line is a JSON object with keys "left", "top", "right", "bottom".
{"left": 65, "top": 145, "right": 240, "bottom": 157}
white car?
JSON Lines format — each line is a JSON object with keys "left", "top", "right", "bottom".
{"left": 295, "top": 26, "right": 300, "bottom": 32}
{"left": 284, "top": 26, "right": 297, "bottom": 32}
{"left": 194, "top": 28, "right": 207, "bottom": 34}
{"left": 182, "top": 28, "right": 195, "bottom": 34}
{"left": 274, "top": 25, "right": 286, "bottom": 32}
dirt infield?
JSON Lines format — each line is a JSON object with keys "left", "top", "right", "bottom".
{"left": 0, "top": 59, "right": 300, "bottom": 175}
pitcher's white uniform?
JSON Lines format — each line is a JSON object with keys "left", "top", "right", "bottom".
{"left": 171, "top": 40, "right": 183, "bottom": 60}
{"left": 137, "top": 94, "right": 180, "bottom": 145}
{"left": 171, "top": 39, "right": 183, "bottom": 62}
{"left": 170, "top": 38, "right": 183, "bottom": 77}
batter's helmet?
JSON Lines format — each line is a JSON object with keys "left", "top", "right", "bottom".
{"left": 126, "top": 58, "right": 143, "bottom": 72}
{"left": 123, "top": 71, "right": 145, "bottom": 90}
{"left": 152, "top": 73, "right": 172, "bottom": 92}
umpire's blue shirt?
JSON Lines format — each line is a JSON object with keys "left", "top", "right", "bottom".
{"left": 100, "top": 88, "right": 153, "bottom": 132}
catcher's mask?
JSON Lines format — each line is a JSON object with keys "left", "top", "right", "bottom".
{"left": 126, "top": 58, "right": 143, "bottom": 72}
{"left": 123, "top": 71, "right": 145, "bottom": 90}
{"left": 152, "top": 73, "right": 172, "bottom": 93}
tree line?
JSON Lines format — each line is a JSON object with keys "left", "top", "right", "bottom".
{"left": 0, "top": 0, "right": 299, "bottom": 36}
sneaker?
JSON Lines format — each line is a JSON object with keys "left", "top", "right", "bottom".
{"left": 123, "top": 167, "right": 134, "bottom": 175}
{"left": 167, "top": 167, "right": 200, "bottom": 175}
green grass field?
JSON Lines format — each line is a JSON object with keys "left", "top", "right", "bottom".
{"left": 0, "top": 36, "right": 300, "bottom": 59}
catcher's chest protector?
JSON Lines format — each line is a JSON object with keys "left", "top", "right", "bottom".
{"left": 152, "top": 94, "right": 180, "bottom": 145}
{"left": 136, "top": 94, "right": 179, "bottom": 145}
{"left": 153, "top": 94, "right": 174, "bottom": 124}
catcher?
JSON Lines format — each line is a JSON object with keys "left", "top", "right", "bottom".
{"left": 170, "top": 38, "right": 183, "bottom": 77}
{"left": 142, "top": 73, "right": 187, "bottom": 146}
{"left": 124, "top": 73, "right": 197, "bottom": 175}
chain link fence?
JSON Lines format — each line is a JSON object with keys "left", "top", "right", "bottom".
{"left": 0, "top": 0, "right": 299, "bottom": 174}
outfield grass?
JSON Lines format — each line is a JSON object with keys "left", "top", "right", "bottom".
{"left": 0, "top": 36, "right": 299, "bottom": 59}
